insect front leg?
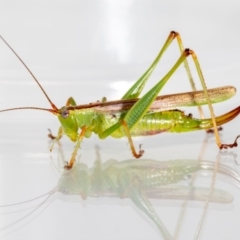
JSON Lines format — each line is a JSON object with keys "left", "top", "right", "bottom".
{"left": 48, "top": 97, "right": 77, "bottom": 150}
{"left": 48, "top": 127, "right": 63, "bottom": 151}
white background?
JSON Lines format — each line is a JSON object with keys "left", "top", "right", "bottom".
{"left": 0, "top": 0, "right": 240, "bottom": 239}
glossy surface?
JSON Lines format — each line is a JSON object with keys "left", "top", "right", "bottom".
{"left": 0, "top": 1, "right": 240, "bottom": 239}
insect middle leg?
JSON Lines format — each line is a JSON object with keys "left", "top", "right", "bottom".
{"left": 120, "top": 120, "right": 144, "bottom": 158}
{"left": 64, "top": 125, "right": 87, "bottom": 169}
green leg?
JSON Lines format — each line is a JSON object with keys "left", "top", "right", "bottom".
{"left": 121, "top": 31, "right": 201, "bottom": 104}
{"left": 174, "top": 33, "right": 205, "bottom": 119}
{"left": 122, "top": 31, "right": 178, "bottom": 100}
{"left": 64, "top": 125, "right": 87, "bottom": 169}
{"left": 190, "top": 52, "right": 239, "bottom": 149}
{"left": 100, "top": 48, "right": 238, "bottom": 151}
{"left": 99, "top": 49, "right": 192, "bottom": 139}
{"left": 121, "top": 31, "right": 206, "bottom": 121}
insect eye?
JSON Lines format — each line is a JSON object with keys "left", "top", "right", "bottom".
{"left": 61, "top": 109, "right": 69, "bottom": 119}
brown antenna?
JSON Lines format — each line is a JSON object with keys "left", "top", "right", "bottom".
{"left": 0, "top": 107, "right": 56, "bottom": 114}
{"left": 0, "top": 35, "right": 58, "bottom": 112}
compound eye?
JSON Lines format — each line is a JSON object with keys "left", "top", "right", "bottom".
{"left": 61, "top": 109, "right": 69, "bottom": 119}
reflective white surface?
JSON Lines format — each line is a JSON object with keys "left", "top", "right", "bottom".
{"left": 0, "top": 1, "right": 240, "bottom": 239}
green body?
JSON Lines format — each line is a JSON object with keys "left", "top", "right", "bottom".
{"left": 0, "top": 31, "right": 239, "bottom": 170}
{"left": 58, "top": 106, "right": 227, "bottom": 142}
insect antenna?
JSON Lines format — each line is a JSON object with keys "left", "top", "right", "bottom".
{"left": 0, "top": 35, "right": 58, "bottom": 112}
{"left": 0, "top": 107, "right": 56, "bottom": 114}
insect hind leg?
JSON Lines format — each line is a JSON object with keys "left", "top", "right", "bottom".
{"left": 188, "top": 50, "right": 239, "bottom": 149}
{"left": 220, "top": 135, "right": 239, "bottom": 149}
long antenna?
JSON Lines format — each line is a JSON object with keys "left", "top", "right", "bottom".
{"left": 0, "top": 107, "right": 56, "bottom": 114}
{"left": 0, "top": 35, "right": 58, "bottom": 112}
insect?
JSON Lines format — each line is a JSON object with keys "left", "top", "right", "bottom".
{"left": 0, "top": 31, "right": 239, "bottom": 169}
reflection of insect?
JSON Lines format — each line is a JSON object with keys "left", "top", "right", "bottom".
{"left": 0, "top": 31, "right": 239, "bottom": 169}
{"left": 1, "top": 152, "right": 239, "bottom": 240}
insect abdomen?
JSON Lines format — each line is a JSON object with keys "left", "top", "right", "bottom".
{"left": 130, "top": 110, "right": 203, "bottom": 136}
{"left": 105, "top": 110, "right": 203, "bottom": 138}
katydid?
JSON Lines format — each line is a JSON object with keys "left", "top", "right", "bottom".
{"left": 0, "top": 31, "right": 239, "bottom": 169}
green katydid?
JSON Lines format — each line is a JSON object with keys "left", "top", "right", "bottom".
{"left": 0, "top": 31, "right": 239, "bottom": 169}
